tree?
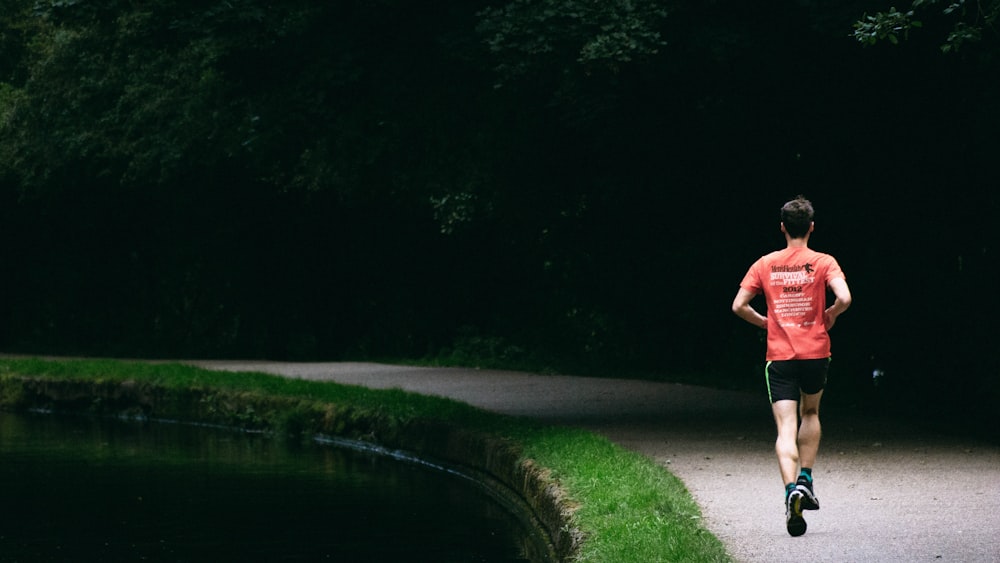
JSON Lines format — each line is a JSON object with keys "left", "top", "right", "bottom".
{"left": 0, "top": 0, "right": 510, "bottom": 358}
{"left": 853, "top": 0, "right": 999, "bottom": 52}
{"left": 0, "top": 0, "right": 323, "bottom": 195}
{"left": 477, "top": 0, "right": 670, "bottom": 85}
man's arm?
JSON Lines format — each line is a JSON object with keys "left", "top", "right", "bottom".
{"left": 824, "top": 277, "right": 852, "bottom": 330}
{"left": 732, "top": 287, "right": 767, "bottom": 329}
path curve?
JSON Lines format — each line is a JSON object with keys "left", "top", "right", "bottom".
{"left": 192, "top": 361, "right": 999, "bottom": 563}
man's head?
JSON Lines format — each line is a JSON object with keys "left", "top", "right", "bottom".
{"left": 780, "top": 196, "right": 814, "bottom": 239}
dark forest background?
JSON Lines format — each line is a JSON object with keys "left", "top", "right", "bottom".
{"left": 1, "top": 0, "right": 997, "bottom": 419}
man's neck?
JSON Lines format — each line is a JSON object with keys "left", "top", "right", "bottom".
{"left": 785, "top": 236, "right": 809, "bottom": 249}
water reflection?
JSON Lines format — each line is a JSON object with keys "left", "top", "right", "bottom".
{"left": 0, "top": 412, "right": 540, "bottom": 562}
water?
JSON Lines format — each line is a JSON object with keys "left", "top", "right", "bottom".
{"left": 0, "top": 412, "right": 545, "bottom": 562}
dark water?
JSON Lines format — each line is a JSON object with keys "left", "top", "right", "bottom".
{"left": 0, "top": 412, "right": 545, "bottom": 562}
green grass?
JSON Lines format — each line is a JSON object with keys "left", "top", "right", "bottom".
{"left": 0, "top": 357, "right": 731, "bottom": 562}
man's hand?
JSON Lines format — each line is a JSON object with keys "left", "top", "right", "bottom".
{"left": 732, "top": 288, "right": 767, "bottom": 329}
{"left": 824, "top": 308, "right": 838, "bottom": 330}
{"left": 824, "top": 277, "right": 852, "bottom": 330}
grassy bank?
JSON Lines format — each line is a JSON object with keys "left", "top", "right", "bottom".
{"left": 0, "top": 357, "right": 731, "bottom": 562}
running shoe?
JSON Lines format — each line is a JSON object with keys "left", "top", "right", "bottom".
{"left": 785, "top": 489, "right": 807, "bottom": 537}
{"left": 796, "top": 477, "right": 820, "bottom": 511}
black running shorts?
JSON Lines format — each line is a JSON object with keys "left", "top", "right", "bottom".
{"left": 765, "top": 358, "right": 830, "bottom": 403}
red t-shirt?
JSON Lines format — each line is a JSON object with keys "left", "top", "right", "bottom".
{"left": 740, "top": 246, "right": 845, "bottom": 361}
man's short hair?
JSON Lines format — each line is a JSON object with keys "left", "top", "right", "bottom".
{"left": 781, "top": 196, "right": 814, "bottom": 238}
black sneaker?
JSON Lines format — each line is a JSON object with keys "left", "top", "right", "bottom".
{"left": 785, "top": 490, "right": 807, "bottom": 537}
{"left": 796, "top": 477, "right": 820, "bottom": 511}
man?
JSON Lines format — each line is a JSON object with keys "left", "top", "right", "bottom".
{"left": 731, "top": 195, "right": 852, "bottom": 537}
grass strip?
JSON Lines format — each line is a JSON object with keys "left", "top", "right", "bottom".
{"left": 0, "top": 357, "right": 731, "bottom": 562}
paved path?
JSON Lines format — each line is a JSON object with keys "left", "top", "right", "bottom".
{"left": 193, "top": 361, "right": 1000, "bottom": 562}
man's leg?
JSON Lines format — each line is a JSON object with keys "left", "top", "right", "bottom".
{"left": 772, "top": 399, "right": 807, "bottom": 536}
{"left": 796, "top": 390, "right": 823, "bottom": 510}
{"left": 797, "top": 390, "right": 823, "bottom": 470}
{"left": 771, "top": 399, "right": 801, "bottom": 487}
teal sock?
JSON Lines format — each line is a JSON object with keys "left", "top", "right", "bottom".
{"left": 799, "top": 468, "right": 813, "bottom": 483}
{"left": 785, "top": 482, "right": 796, "bottom": 499}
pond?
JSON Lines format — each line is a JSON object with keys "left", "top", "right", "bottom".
{"left": 0, "top": 411, "right": 548, "bottom": 562}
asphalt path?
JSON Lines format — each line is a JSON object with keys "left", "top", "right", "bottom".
{"left": 192, "top": 361, "right": 1000, "bottom": 563}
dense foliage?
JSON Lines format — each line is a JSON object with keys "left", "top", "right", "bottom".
{"left": 854, "top": 0, "right": 999, "bottom": 52}
{"left": 1, "top": 0, "right": 997, "bottom": 415}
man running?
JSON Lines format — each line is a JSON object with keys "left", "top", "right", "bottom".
{"left": 731, "top": 195, "right": 852, "bottom": 537}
